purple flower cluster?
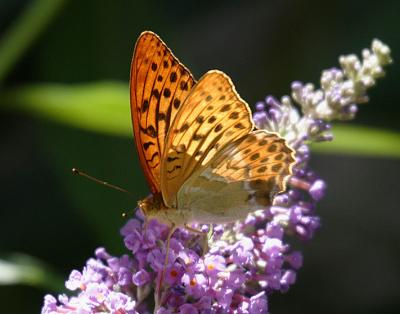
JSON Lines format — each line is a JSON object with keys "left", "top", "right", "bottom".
{"left": 43, "top": 210, "right": 304, "bottom": 313}
{"left": 42, "top": 39, "right": 391, "bottom": 314}
{"left": 125, "top": 211, "right": 306, "bottom": 312}
{"left": 42, "top": 248, "right": 138, "bottom": 313}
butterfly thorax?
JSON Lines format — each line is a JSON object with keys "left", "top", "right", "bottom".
{"left": 138, "top": 193, "right": 189, "bottom": 227}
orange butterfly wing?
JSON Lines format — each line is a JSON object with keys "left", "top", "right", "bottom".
{"left": 160, "top": 70, "right": 254, "bottom": 207}
{"left": 130, "top": 31, "right": 195, "bottom": 193}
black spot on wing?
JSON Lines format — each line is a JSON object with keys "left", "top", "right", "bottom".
{"left": 146, "top": 152, "right": 159, "bottom": 163}
{"left": 167, "top": 165, "right": 182, "bottom": 174}
{"left": 143, "top": 142, "right": 155, "bottom": 150}
{"left": 167, "top": 156, "right": 179, "bottom": 162}
{"left": 140, "top": 125, "right": 157, "bottom": 138}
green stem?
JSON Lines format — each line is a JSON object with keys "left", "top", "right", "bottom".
{"left": 0, "top": 0, "right": 66, "bottom": 84}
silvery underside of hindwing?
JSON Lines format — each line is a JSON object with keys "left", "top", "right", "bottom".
{"left": 177, "top": 168, "right": 254, "bottom": 224}
{"left": 177, "top": 130, "right": 295, "bottom": 224}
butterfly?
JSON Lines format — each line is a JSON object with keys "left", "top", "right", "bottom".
{"left": 130, "top": 31, "right": 296, "bottom": 303}
{"left": 130, "top": 31, "right": 295, "bottom": 235}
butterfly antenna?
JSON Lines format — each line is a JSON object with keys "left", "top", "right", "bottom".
{"left": 122, "top": 208, "right": 136, "bottom": 218}
{"left": 72, "top": 168, "right": 134, "bottom": 197}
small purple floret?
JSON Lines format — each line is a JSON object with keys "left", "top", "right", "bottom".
{"left": 309, "top": 179, "right": 327, "bottom": 201}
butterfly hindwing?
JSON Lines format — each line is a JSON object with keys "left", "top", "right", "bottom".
{"left": 130, "top": 31, "right": 195, "bottom": 193}
{"left": 177, "top": 130, "right": 295, "bottom": 223}
{"left": 160, "top": 70, "right": 254, "bottom": 207}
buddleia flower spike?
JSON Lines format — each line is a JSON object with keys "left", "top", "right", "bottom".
{"left": 41, "top": 36, "right": 392, "bottom": 314}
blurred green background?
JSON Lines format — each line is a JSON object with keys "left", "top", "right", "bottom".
{"left": 0, "top": 0, "right": 399, "bottom": 313}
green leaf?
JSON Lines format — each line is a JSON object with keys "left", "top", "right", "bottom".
{"left": 313, "top": 125, "right": 400, "bottom": 159}
{"left": 0, "top": 0, "right": 67, "bottom": 83}
{"left": 1, "top": 81, "right": 399, "bottom": 158}
{"left": 0, "top": 253, "right": 64, "bottom": 291}
{"left": 1, "top": 81, "right": 131, "bottom": 137}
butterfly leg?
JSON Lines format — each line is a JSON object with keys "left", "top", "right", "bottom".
{"left": 184, "top": 224, "right": 204, "bottom": 234}
{"left": 155, "top": 223, "right": 176, "bottom": 309}
{"left": 184, "top": 224, "right": 212, "bottom": 256}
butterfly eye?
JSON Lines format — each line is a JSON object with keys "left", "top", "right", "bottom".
{"left": 137, "top": 200, "right": 147, "bottom": 213}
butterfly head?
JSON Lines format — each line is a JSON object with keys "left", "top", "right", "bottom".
{"left": 138, "top": 194, "right": 165, "bottom": 218}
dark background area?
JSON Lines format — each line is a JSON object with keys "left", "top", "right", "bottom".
{"left": 0, "top": 0, "right": 399, "bottom": 313}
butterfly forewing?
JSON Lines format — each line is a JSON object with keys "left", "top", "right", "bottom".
{"left": 177, "top": 130, "right": 295, "bottom": 223}
{"left": 130, "top": 31, "right": 195, "bottom": 193}
{"left": 160, "top": 70, "right": 254, "bottom": 207}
